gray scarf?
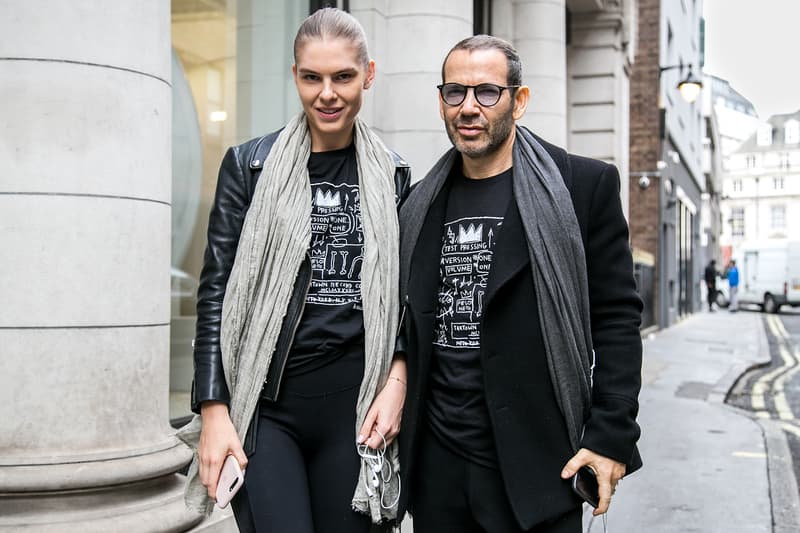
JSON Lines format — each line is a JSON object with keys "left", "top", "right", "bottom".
{"left": 399, "top": 126, "right": 593, "bottom": 451}
{"left": 178, "top": 113, "right": 401, "bottom": 523}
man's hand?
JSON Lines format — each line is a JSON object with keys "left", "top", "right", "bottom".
{"left": 199, "top": 401, "right": 248, "bottom": 500}
{"left": 560, "top": 448, "right": 626, "bottom": 516}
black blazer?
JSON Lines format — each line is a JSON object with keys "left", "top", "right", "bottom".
{"left": 398, "top": 136, "right": 643, "bottom": 529}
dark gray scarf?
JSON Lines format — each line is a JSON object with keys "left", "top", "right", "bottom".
{"left": 399, "top": 125, "right": 593, "bottom": 451}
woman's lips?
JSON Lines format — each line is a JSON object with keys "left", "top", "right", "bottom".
{"left": 317, "top": 107, "right": 343, "bottom": 121}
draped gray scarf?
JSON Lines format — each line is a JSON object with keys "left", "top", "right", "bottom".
{"left": 178, "top": 113, "right": 401, "bottom": 523}
{"left": 399, "top": 125, "right": 594, "bottom": 451}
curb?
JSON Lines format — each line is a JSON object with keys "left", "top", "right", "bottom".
{"left": 758, "top": 419, "right": 800, "bottom": 533}
{"left": 709, "top": 312, "right": 772, "bottom": 405}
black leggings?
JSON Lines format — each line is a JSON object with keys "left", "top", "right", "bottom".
{"left": 234, "top": 352, "right": 372, "bottom": 533}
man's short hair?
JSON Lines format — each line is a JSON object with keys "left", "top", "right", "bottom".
{"left": 441, "top": 34, "right": 522, "bottom": 87}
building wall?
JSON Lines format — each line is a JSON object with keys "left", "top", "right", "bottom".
{"left": 660, "top": 0, "right": 704, "bottom": 188}
{"left": 628, "top": 0, "right": 661, "bottom": 327}
{"left": 722, "top": 119, "right": 800, "bottom": 246}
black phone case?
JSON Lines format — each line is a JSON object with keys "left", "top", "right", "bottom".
{"left": 571, "top": 466, "right": 600, "bottom": 508}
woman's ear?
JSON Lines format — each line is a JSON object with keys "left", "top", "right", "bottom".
{"left": 363, "top": 59, "right": 376, "bottom": 90}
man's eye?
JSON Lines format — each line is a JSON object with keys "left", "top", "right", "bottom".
{"left": 335, "top": 73, "right": 355, "bottom": 81}
{"left": 302, "top": 74, "right": 320, "bottom": 81}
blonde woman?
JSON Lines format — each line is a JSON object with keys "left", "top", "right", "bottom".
{"left": 181, "top": 8, "right": 408, "bottom": 532}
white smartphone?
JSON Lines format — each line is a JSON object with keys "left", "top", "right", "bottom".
{"left": 215, "top": 455, "right": 245, "bottom": 509}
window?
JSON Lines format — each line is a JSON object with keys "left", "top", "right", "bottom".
{"left": 732, "top": 179, "right": 743, "bottom": 192}
{"left": 731, "top": 207, "right": 745, "bottom": 237}
{"left": 757, "top": 124, "right": 773, "bottom": 146}
{"left": 746, "top": 154, "right": 757, "bottom": 168}
{"left": 774, "top": 177, "right": 785, "bottom": 190}
{"left": 780, "top": 153, "right": 791, "bottom": 169}
{"left": 786, "top": 120, "right": 800, "bottom": 144}
{"left": 771, "top": 205, "right": 786, "bottom": 230}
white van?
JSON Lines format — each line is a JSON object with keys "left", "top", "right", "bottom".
{"left": 716, "top": 240, "right": 800, "bottom": 313}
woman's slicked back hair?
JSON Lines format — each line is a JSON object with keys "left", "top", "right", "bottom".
{"left": 294, "top": 8, "right": 370, "bottom": 69}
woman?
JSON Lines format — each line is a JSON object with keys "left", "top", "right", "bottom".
{"left": 179, "top": 8, "right": 409, "bottom": 532}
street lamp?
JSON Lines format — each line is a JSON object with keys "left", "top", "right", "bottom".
{"left": 659, "top": 63, "right": 703, "bottom": 103}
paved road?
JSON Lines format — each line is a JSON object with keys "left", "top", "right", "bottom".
{"left": 727, "top": 306, "right": 800, "bottom": 525}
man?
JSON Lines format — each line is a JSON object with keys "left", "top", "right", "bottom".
{"left": 704, "top": 259, "right": 718, "bottom": 311}
{"left": 397, "top": 35, "right": 643, "bottom": 533}
{"left": 727, "top": 260, "right": 740, "bottom": 312}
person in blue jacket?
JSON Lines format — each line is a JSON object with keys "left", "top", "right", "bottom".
{"left": 727, "top": 260, "right": 740, "bottom": 312}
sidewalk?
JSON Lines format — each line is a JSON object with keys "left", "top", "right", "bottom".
{"left": 586, "top": 310, "right": 800, "bottom": 532}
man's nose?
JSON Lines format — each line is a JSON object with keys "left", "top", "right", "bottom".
{"left": 460, "top": 88, "right": 481, "bottom": 115}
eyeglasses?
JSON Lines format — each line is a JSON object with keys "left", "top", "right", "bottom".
{"left": 437, "top": 82, "right": 520, "bottom": 107}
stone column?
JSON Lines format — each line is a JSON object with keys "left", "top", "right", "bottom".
{"left": 0, "top": 1, "right": 200, "bottom": 531}
{"left": 567, "top": 2, "right": 634, "bottom": 216}
{"left": 512, "top": 0, "right": 568, "bottom": 146}
{"left": 352, "top": 0, "right": 473, "bottom": 176}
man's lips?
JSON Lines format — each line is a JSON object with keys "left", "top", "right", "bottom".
{"left": 457, "top": 124, "right": 485, "bottom": 137}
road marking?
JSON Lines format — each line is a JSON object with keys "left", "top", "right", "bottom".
{"left": 782, "top": 422, "right": 800, "bottom": 438}
{"left": 750, "top": 316, "right": 798, "bottom": 417}
{"left": 732, "top": 451, "right": 767, "bottom": 459}
{"left": 773, "top": 316, "right": 791, "bottom": 341}
{"left": 774, "top": 344, "right": 799, "bottom": 419}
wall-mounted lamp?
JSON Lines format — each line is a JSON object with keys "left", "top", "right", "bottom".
{"left": 659, "top": 63, "right": 703, "bottom": 103}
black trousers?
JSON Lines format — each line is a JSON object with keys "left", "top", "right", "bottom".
{"left": 232, "top": 351, "right": 372, "bottom": 533}
{"left": 410, "top": 426, "right": 582, "bottom": 533}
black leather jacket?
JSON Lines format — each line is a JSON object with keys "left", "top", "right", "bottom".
{"left": 191, "top": 130, "right": 411, "bottom": 415}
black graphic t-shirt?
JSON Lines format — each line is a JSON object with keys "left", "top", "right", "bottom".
{"left": 426, "top": 167, "right": 513, "bottom": 467}
{"left": 286, "top": 144, "right": 364, "bottom": 375}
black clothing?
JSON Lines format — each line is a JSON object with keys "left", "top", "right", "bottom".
{"left": 427, "top": 168, "right": 512, "bottom": 468}
{"left": 410, "top": 424, "right": 582, "bottom": 533}
{"left": 398, "top": 137, "right": 643, "bottom": 529}
{"left": 191, "top": 130, "right": 411, "bottom": 415}
{"left": 232, "top": 350, "right": 371, "bottom": 533}
{"left": 704, "top": 263, "right": 718, "bottom": 310}
{"left": 287, "top": 144, "right": 365, "bottom": 375}
{"left": 704, "top": 263, "right": 718, "bottom": 286}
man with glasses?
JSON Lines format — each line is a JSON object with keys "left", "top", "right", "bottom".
{"left": 396, "top": 35, "right": 643, "bottom": 533}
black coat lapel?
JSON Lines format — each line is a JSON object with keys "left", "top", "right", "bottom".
{"left": 483, "top": 195, "right": 530, "bottom": 308}
{"left": 407, "top": 183, "right": 449, "bottom": 313}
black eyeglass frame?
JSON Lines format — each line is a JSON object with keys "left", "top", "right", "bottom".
{"left": 437, "top": 82, "right": 521, "bottom": 107}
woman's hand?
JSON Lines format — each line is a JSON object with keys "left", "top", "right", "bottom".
{"left": 358, "top": 359, "right": 407, "bottom": 449}
{"left": 198, "top": 401, "right": 248, "bottom": 500}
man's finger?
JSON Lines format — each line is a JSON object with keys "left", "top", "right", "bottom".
{"left": 560, "top": 453, "right": 588, "bottom": 478}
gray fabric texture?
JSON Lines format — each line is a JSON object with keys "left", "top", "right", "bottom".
{"left": 177, "top": 113, "right": 401, "bottom": 523}
{"left": 398, "top": 125, "right": 593, "bottom": 452}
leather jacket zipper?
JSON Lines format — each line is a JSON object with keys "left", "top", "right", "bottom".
{"left": 264, "top": 252, "right": 311, "bottom": 400}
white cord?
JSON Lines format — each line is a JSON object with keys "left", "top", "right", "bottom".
{"left": 356, "top": 429, "right": 401, "bottom": 509}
